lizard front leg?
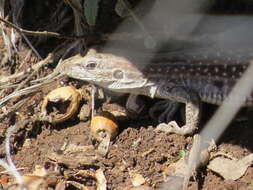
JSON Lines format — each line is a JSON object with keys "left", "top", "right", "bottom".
{"left": 126, "top": 94, "right": 180, "bottom": 122}
{"left": 155, "top": 85, "right": 201, "bottom": 135}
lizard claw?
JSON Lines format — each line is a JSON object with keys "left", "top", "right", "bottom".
{"left": 155, "top": 121, "right": 195, "bottom": 135}
{"left": 155, "top": 121, "right": 180, "bottom": 132}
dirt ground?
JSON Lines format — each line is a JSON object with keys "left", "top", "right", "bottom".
{"left": 1, "top": 0, "right": 253, "bottom": 190}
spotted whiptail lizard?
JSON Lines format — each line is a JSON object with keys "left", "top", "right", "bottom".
{"left": 1, "top": 48, "right": 252, "bottom": 135}
{"left": 52, "top": 48, "right": 252, "bottom": 135}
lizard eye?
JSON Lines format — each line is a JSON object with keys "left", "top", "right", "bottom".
{"left": 113, "top": 70, "right": 124, "bottom": 79}
{"left": 86, "top": 62, "right": 97, "bottom": 70}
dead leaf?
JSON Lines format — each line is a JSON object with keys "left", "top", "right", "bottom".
{"left": 129, "top": 171, "right": 146, "bottom": 187}
{"left": 208, "top": 153, "right": 253, "bottom": 180}
{"left": 48, "top": 144, "right": 98, "bottom": 168}
{"left": 163, "top": 157, "right": 188, "bottom": 178}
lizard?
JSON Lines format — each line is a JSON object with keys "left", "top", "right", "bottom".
{"left": 0, "top": 48, "right": 252, "bottom": 135}
{"left": 54, "top": 48, "right": 253, "bottom": 135}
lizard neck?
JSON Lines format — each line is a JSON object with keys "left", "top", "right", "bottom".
{"left": 106, "top": 79, "right": 157, "bottom": 97}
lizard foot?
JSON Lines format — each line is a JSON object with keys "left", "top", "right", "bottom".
{"left": 155, "top": 121, "right": 196, "bottom": 135}
{"left": 154, "top": 86, "right": 202, "bottom": 135}
{"left": 149, "top": 100, "right": 180, "bottom": 123}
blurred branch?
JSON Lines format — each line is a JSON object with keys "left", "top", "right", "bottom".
{"left": 0, "top": 16, "right": 163, "bottom": 43}
{"left": 0, "top": 16, "right": 88, "bottom": 40}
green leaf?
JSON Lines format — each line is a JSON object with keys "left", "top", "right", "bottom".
{"left": 178, "top": 150, "right": 186, "bottom": 158}
{"left": 84, "top": 0, "right": 101, "bottom": 26}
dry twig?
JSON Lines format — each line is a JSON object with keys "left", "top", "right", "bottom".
{"left": 0, "top": 53, "right": 53, "bottom": 84}
{"left": 0, "top": 16, "right": 88, "bottom": 40}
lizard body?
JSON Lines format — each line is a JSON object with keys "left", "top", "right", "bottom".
{"left": 1, "top": 48, "right": 251, "bottom": 135}
{"left": 55, "top": 49, "right": 253, "bottom": 135}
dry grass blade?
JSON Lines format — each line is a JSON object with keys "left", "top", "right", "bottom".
{"left": 0, "top": 97, "right": 29, "bottom": 120}
{"left": 0, "top": 125, "right": 26, "bottom": 190}
{"left": 10, "top": 0, "right": 24, "bottom": 25}
{"left": 0, "top": 72, "right": 64, "bottom": 108}
{"left": 64, "top": 0, "right": 87, "bottom": 53}
{"left": 0, "top": 53, "right": 54, "bottom": 107}
{"left": 0, "top": 0, "right": 5, "bottom": 17}
{"left": 14, "top": 53, "right": 54, "bottom": 91}
{"left": 84, "top": 0, "right": 101, "bottom": 26}
{"left": 0, "top": 53, "right": 60, "bottom": 109}
{"left": 0, "top": 0, "right": 14, "bottom": 59}
{"left": 64, "top": 0, "right": 87, "bottom": 36}
{"left": 9, "top": 0, "right": 42, "bottom": 59}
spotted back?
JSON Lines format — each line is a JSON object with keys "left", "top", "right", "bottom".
{"left": 142, "top": 49, "right": 253, "bottom": 105}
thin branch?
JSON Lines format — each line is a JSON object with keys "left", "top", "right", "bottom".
{"left": 19, "top": 30, "right": 42, "bottom": 59}
{"left": 0, "top": 16, "right": 88, "bottom": 40}
{"left": 0, "top": 16, "right": 162, "bottom": 42}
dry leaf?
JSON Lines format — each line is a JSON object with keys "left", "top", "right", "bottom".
{"left": 129, "top": 171, "right": 146, "bottom": 187}
{"left": 208, "top": 153, "right": 253, "bottom": 180}
{"left": 48, "top": 144, "right": 98, "bottom": 168}
{"left": 84, "top": 0, "right": 101, "bottom": 25}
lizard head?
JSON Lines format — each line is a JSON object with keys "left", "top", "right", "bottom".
{"left": 61, "top": 49, "right": 148, "bottom": 92}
